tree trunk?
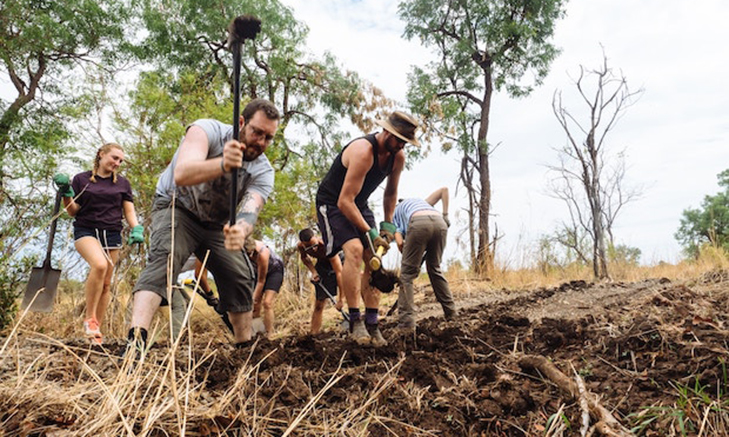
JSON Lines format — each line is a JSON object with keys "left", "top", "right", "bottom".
{"left": 586, "top": 133, "right": 609, "bottom": 279}
{"left": 475, "top": 74, "right": 493, "bottom": 277}
{"left": 462, "top": 154, "right": 477, "bottom": 267}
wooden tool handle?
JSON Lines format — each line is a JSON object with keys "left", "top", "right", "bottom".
{"left": 369, "top": 245, "right": 385, "bottom": 270}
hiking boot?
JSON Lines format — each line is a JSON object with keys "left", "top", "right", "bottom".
{"left": 366, "top": 323, "right": 388, "bottom": 347}
{"left": 120, "top": 327, "right": 148, "bottom": 364}
{"left": 83, "top": 317, "right": 103, "bottom": 345}
{"left": 349, "top": 319, "right": 371, "bottom": 345}
{"left": 444, "top": 309, "right": 458, "bottom": 321}
{"left": 121, "top": 339, "right": 146, "bottom": 363}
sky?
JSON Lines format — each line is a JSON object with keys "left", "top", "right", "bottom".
{"left": 279, "top": 0, "right": 729, "bottom": 267}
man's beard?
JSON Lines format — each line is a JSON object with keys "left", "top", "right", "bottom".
{"left": 241, "top": 133, "right": 261, "bottom": 161}
{"left": 243, "top": 150, "right": 258, "bottom": 161}
{"left": 384, "top": 141, "right": 400, "bottom": 154}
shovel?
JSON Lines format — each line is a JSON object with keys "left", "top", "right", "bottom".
{"left": 22, "top": 190, "right": 63, "bottom": 312}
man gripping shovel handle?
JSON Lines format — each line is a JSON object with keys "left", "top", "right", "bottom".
{"left": 366, "top": 222, "right": 401, "bottom": 315}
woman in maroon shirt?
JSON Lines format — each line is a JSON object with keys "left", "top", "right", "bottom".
{"left": 53, "top": 143, "right": 143, "bottom": 345}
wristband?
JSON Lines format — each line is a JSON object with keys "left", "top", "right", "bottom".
{"left": 220, "top": 157, "right": 227, "bottom": 173}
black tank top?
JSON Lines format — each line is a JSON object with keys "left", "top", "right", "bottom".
{"left": 316, "top": 133, "right": 395, "bottom": 208}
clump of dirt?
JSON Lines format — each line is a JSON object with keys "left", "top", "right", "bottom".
{"left": 2, "top": 275, "right": 728, "bottom": 435}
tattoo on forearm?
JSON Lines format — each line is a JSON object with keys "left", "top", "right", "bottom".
{"left": 236, "top": 211, "right": 258, "bottom": 226}
{"left": 236, "top": 193, "right": 261, "bottom": 228}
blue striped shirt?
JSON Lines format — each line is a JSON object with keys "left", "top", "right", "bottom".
{"left": 392, "top": 198, "right": 437, "bottom": 238}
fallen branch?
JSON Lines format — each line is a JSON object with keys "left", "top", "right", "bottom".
{"left": 518, "top": 354, "right": 633, "bottom": 437}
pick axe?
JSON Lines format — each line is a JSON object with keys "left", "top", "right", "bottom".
{"left": 227, "top": 15, "right": 262, "bottom": 226}
{"left": 365, "top": 232, "right": 386, "bottom": 271}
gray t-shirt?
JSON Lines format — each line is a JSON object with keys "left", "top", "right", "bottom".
{"left": 156, "top": 119, "right": 274, "bottom": 225}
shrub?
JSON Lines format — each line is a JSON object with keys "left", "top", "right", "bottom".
{"left": 0, "top": 255, "right": 37, "bottom": 332}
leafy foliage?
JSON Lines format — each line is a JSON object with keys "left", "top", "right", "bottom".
{"left": 136, "top": 0, "right": 392, "bottom": 158}
{"left": 0, "top": 0, "right": 134, "bottom": 163}
{"left": 399, "top": 0, "right": 566, "bottom": 274}
{"left": 676, "top": 169, "right": 729, "bottom": 258}
{"left": 125, "top": 0, "right": 399, "bottom": 254}
{"left": 608, "top": 243, "right": 641, "bottom": 266}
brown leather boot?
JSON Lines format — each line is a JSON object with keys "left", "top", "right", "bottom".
{"left": 366, "top": 323, "right": 387, "bottom": 347}
{"left": 349, "top": 319, "right": 371, "bottom": 345}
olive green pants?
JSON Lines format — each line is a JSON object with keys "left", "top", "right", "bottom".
{"left": 398, "top": 214, "right": 456, "bottom": 327}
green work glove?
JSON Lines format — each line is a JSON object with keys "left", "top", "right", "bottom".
{"left": 366, "top": 228, "right": 389, "bottom": 255}
{"left": 379, "top": 221, "right": 397, "bottom": 243}
{"left": 128, "top": 225, "right": 144, "bottom": 245}
{"left": 53, "top": 173, "right": 74, "bottom": 198}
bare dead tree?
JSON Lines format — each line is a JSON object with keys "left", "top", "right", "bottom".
{"left": 549, "top": 52, "right": 644, "bottom": 279}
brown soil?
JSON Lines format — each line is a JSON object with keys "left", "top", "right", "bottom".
{"left": 2, "top": 271, "right": 729, "bottom": 436}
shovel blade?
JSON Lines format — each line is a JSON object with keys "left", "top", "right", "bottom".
{"left": 251, "top": 317, "right": 266, "bottom": 336}
{"left": 22, "top": 266, "right": 62, "bottom": 312}
{"left": 339, "top": 317, "right": 350, "bottom": 333}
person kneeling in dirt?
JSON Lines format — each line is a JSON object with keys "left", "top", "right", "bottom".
{"left": 297, "top": 228, "right": 345, "bottom": 334}
{"left": 247, "top": 238, "right": 285, "bottom": 338}
{"left": 393, "top": 187, "right": 457, "bottom": 330}
{"left": 124, "top": 98, "right": 280, "bottom": 357}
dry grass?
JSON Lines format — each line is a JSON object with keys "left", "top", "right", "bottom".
{"left": 447, "top": 246, "right": 729, "bottom": 297}
{"left": 3, "top": 248, "right": 729, "bottom": 435}
{"left": 15, "top": 246, "right": 728, "bottom": 348}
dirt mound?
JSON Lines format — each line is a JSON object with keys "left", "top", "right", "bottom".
{"left": 2, "top": 276, "right": 728, "bottom": 435}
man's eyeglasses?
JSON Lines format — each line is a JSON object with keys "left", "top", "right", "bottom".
{"left": 248, "top": 124, "right": 274, "bottom": 143}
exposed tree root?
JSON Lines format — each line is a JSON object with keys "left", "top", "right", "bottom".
{"left": 518, "top": 354, "right": 634, "bottom": 437}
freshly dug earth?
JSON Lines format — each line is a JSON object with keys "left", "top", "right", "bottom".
{"left": 2, "top": 271, "right": 729, "bottom": 436}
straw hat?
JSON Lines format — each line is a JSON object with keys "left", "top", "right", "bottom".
{"left": 375, "top": 111, "right": 420, "bottom": 146}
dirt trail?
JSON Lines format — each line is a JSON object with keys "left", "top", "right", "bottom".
{"left": 2, "top": 273, "right": 728, "bottom": 435}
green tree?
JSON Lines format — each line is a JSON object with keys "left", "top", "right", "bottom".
{"left": 130, "top": 0, "right": 396, "bottom": 254}
{"left": 676, "top": 169, "right": 729, "bottom": 258}
{"left": 137, "top": 0, "right": 392, "bottom": 162}
{"left": 399, "top": 0, "right": 566, "bottom": 276}
{"left": 0, "top": 0, "right": 134, "bottom": 184}
{"left": 607, "top": 243, "right": 641, "bottom": 266}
